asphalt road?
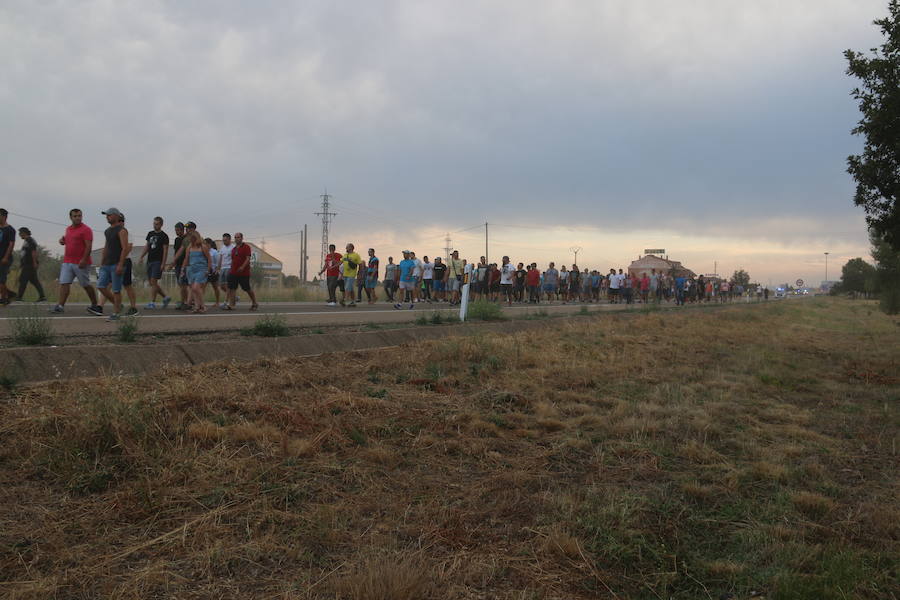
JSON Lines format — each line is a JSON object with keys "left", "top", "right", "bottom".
{"left": 0, "top": 300, "right": 667, "bottom": 335}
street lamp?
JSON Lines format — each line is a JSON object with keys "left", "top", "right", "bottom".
{"left": 569, "top": 246, "right": 582, "bottom": 266}
{"left": 824, "top": 252, "right": 830, "bottom": 284}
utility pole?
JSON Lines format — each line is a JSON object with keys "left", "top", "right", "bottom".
{"left": 303, "top": 223, "right": 308, "bottom": 282}
{"left": 314, "top": 190, "right": 337, "bottom": 275}
{"left": 569, "top": 246, "right": 582, "bottom": 266}
{"left": 824, "top": 251, "right": 830, "bottom": 284}
{"left": 484, "top": 222, "right": 489, "bottom": 265}
{"left": 444, "top": 233, "right": 452, "bottom": 263}
{"left": 299, "top": 224, "right": 309, "bottom": 282}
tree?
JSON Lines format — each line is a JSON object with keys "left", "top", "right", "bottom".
{"left": 282, "top": 274, "right": 300, "bottom": 288}
{"left": 871, "top": 231, "right": 900, "bottom": 313}
{"left": 250, "top": 264, "right": 266, "bottom": 287}
{"left": 835, "top": 257, "right": 877, "bottom": 295}
{"left": 845, "top": 1, "right": 900, "bottom": 251}
{"left": 729, "top": 269, "right": 750, "bottom": 288}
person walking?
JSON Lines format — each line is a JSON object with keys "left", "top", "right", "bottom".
{"left": 339, "top": 243, "right": 362, "bottom": 307}
{"left": 15, "top": 228, "right": 46, "bottom": 302}
{"left": 432, "top": 257, "right": 447, "bottom": 302}
{"left": 447, "top": 250, "right": 464, "bottom": 305}
{"left": 94, "top": 208, "right": 129, "bottom": 321}
{"left": 500, "top": 256, "right": 515, "bottom": 306}
{"left": 421, "top": 255, "right": 434, "bottom": 302}
{"left": 526, "top": 263, "right": 541, "bottom": 303}
{"left": 204, "top": 238, "right": 221, "bottom": 308}
{"left": 226, "top": 232, "right": 258, "bottom": 311}
{"left": 318, "top": 243, "right": 342, "bottom": 306}
{"left": 218, "top": 233, "right": 234, "bottom": 308}
{"left": 167, "top": 222, "right": 189, "bottom": 309}
{"left": 383, "top": 256, "right": 398, "bottom": 302}
{"left": 395, "top": 250, "right": 417, "bottom": 309}
{"left": 140, "top": 216, "right": 171, "bottom": 309}
{"left": 50, "top": 208, "right": 100, "bottom": 314}
{"left": 364, "top": 248, "right": 379, "bottom": 304}
{"left": 183, "top": 231, "right": 212, "bottom": 313}
{"left": 543, "top": 262, "right": 559, "bottom": 303}
{"left": 0, "top": 209, "right": 16, "bottom": 305}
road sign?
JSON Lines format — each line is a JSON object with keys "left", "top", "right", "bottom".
{"left": 644, "top": 249, "right": 666, "bottom": 255}
{"left": 796, "top": 279, "right": 804, "bottom": 287}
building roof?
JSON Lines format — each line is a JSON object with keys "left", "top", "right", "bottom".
{"left": 628, "top": 254, "right": 696, "bottom": 277}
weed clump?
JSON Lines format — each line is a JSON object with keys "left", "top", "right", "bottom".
{"left": 466, "top": 300, "right": 505, "bottom": 321}
{"left": 244, "top": 313, "right": 290, "bottom": 337}
{"left": 116, "top": 316, "right": 139, "bottom": 342}
{"left": 10, "top": 305, "right": 53, "bottom": 345}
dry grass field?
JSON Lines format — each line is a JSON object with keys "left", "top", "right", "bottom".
{"left": 0, "top": 298, "right": 897, "bottom": 599}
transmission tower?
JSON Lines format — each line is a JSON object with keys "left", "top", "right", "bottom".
{"left": 443, "top": 233, "right": 452, "bottom": 262}
{"left": 314, "top": 190, "right": 337, "bottom": 273}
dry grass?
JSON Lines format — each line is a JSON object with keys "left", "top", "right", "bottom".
{"left": 0, "top": 297, "right": 897, "bottom": 599}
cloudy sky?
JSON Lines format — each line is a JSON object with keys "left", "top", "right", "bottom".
{"left": 1, "top": 0, "right": 890, "bottom": 285}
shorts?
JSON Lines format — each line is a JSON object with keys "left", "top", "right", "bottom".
{"left": 433, "top": 280, "right": 446, "bottom": 292}
{"left": 399, "top": 280, "right": 417, "bottom": 290}
{"left": 147, "top": 260, "right": 162, "bottom": 280}
{"left": 490, "top": 282, "right": 500, "bottom": 293}
{"left": 227, "top": 273, "right": 251, "bottom": 292}
{"left": 609, "top": 288, "right": 619, "bottom": 295}
{"left": 219, "top": 267, "right": 230, "bottom": 283}
{"left": 187, "top": 265, "right": 207, "bottom": 285}
{"left": 543, "top": 283, "right": 557, "bottom": 293}
{"left": 365, "top": 278, "right": 377, "bottom": 289}
{"left": 59, "top": 262, "right": 91, "bottom": 286}
{"left": 123, "top": 259, "right": 133, "bottom": 287}
{"left": 97, "top": 264, "right": 124, "bottom": 293}
{"left": 174, "top": 265, "right": 188, "bottom": 286}
{"left": 0, "top": 262, "right": 9, "bottom": 285}
{"left": 501, "top": 283, "right": 512, "bottom": 295}
{"left": 448, "top": 277, "right": 461, "bottom": 292}
{"left": 342, "top": 277, "right": 355, "bottom": 290}
{"left": 208, "top": 272, "right": 219, "bottom": 284}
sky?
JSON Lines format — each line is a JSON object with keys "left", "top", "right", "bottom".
{"left": 1, "top": 0, "right": 891, "bottom": 286}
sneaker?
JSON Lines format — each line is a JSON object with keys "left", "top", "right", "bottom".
{"left": 49, "top": 304, "right": 64, "bottom": 313}
{"left": 107, "top": 313, "right": 120, "bottom": 321}
{"left": 409, "top": 303, "right": 414, "bottom": 309}
{"left": 6, "top": 291, "right": 17, "bottom": 302}
{"left": 347, "top": 302, "right": 356, "bottom": 307}
{"left": 327, "top": 302, "right": 337, "bottom": 307}
{"left": 394, "top": 303, "right": 402, "bottom": 310}
{"left": 126, "top": 307, "right": 139, "bottom": 316}
{"left": 162, "top": 296, "right": 171, "bottom": 309}
{"left": 175, "top": 302, "right": 184, "bottom": 310}
{"left": 339, "top": 299, "right": 345, "bottom": 306}
{"left": 37, "top": 297, "right": 48, "bottom": 303}
{"left": 146, "top": 302, "right": 156, "bottom": 309}
{"left": 87, "top": 305, "right": 103, "bottom": 316}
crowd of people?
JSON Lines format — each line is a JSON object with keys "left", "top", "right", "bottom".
{"left": 0, "top": 207, "right": 769, "bottom": 321}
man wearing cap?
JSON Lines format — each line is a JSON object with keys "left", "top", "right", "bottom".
{"left": 140, "top": 216, "right": 170, "bottom": 309}
{"left": 395, "top": 250, "right": 417, "bottom": 309}
{"left": 92, "top": 208, "right": 129, "bottom": 320}
{"left": 167, "top": 222, "right": 190, "bottom": 309}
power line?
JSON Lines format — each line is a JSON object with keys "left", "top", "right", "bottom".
{"left": 6, "top": 211, "right": 68, "bottom": 227}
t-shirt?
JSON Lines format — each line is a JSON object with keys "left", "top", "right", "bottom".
{"left": 609, "top": 274, "right": 620, "bottom": 289}
{"left": 476, "top": 265, "right": 487, "bottom": 282}
{"left": 413, "top": 258, "right": 424, "bottom": 278}
{"left": 515, "top": 269, "right": 527, "bottom": 285}
{"left": 208, "top": 248, "right": 219, "bottom": 272}
{"left": 650, "top": 274, "right": 659, "bottom": 290}
{"left": 366, "top": 256, "right": 379, "bottom": 279}
{"left": 543, "top": 268, "right": 558, "bottom": 285}
{"left": 62, "top": 223, "right": 93, "bottom": 265}
{"left": 173, "top": 235, "right": 186, "bottom": 267}
{"left": 559, "top": 270, "right": 569, "bottom": 283}
{"left": 675, "top": 276, "right": 686, "bottom": 291}
{"left": 526, "top": 269, "right": 540, "bottom": 286}
{"left": 20, "top": 237, "right": 37, "bottom": 268}
{"left": 591, "top": 274, "right": 601, "bottom": 288}
{"left": 145, "top": 230, "right": 170, "bottom": 263}
{"left": 231, "top": 243, "right": 252, "bottom": 277}
{"left": 433, "top": 263, "right": 447, "bottom": 281}
{"left": 220, "top": 243, "right": 234, "bottom": 270}
{"left": 323, "top": 252, "right": 342, "bottom": 277}
{"left": 0, "top": 225, "right": 15, "bottom": 261}
{"left": 448, "top": 258, "right": 464, "bottom": 278}
{"left": 102, "top": 225, "right": 124, "bottom": 265}
{"left": 384, "top": 262, "right": 398, "bottom": 281}
{"left": 500, "top": 263, "right": 515, "bottom": 285}
{"left": 640, "top": 276, "right": 650, "bottom": 291}
{"left": 422, "top": 261, "right": 434, "bottom": 279}
{"left": 342, "top": 252, "right": 362, "bottom": 278}
{"left": 398, "top": 258, "right": 416, "bottom": 282}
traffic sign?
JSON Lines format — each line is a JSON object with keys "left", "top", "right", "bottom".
{"left": 796, "top": 279, "right": 804, "bottom": 287}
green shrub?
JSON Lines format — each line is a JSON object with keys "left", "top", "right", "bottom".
{"left": 10, "top": 305, "right": 53, "bottom": 345}
{"left": 116, "top": 316, "right": 139, "bottom": 342}
{"left": 244, "top": 314, "right": 290, "bottom": 337}
{"left": 466, "top": 300, "right": 505, "bottom": 321}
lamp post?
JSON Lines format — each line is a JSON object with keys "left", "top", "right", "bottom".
{"left": 824, "top": 252, "right": 830, "bottom": 284}
{"left": 569, "top": 246, "right": 582, "bottom": 266}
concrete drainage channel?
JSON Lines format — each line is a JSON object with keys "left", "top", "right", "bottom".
{"left": 0, "top": 319, "right": 559, "bottom": 384}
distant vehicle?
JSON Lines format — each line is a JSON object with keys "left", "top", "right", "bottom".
{"left": 775, "top": 287, "right": 786, "bottom": 298}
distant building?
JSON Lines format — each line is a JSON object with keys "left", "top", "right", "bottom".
{"left": 628, "top": 254, "right": 696, "bottom": 278}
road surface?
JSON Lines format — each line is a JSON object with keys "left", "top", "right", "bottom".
{"left": 0, "top": 300, "right": 670, "bottom": 336}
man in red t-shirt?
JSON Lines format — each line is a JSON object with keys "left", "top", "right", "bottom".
{"left": 526, "top": 263, "right": 541, "bottom": 303}
{"left": 225, "top": 232, "right": 258, "bottom": 311}
{"left": 50, "top": 208, "right": 101, "bottom": 314}
{"left": 316, "top": 243, "right": 342, "bottom": 306}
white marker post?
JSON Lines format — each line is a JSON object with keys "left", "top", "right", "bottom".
{"left": 459, "top": 282, "right": 470, "bottom": 321}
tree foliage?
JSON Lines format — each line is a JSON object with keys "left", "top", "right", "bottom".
{"left": 870, "top": 231, "right": 900, "bottom": 313}
{"left": 845, "top": 1, "right": 900, "bottom": 250}
{"left": 729, "top": 269, "right": 750, "bottom": 288}
{"left": 834, "top": 257, "right": 877, "bottom": 295}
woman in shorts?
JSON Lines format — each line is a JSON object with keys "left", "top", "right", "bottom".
{"left": 185, "top": 232, "right": 212, "bottom": 313}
